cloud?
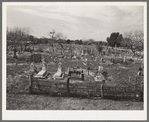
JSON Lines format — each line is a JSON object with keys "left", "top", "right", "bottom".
{"left": 7, "top": 5, "right": 144, "bottom": 40}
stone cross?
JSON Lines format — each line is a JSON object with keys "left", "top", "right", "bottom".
{"left": 41, "top": 59, "right": 47, "bottom": 71}
{"left": 58, "top": 62, "right": 62, "bottom": 72}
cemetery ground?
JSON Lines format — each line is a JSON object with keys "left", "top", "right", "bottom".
{"left": 7, "top": 54, "right": 143, "bottom": 110}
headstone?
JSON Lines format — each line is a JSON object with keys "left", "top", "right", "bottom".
{"left": 98, "top": 65, "right": 103, "bottom": 72}
{"left": 29, "top": 62, "right": 37, "bottom": 74}
{"left": 58, "top": 62, "right": 62, "bottom": 72}
{"left": 81, "top": 50, "right": 84, "bottom": 55}
{"left": 34, "top": 59, "right": 47, "bottom": 78}
{"left": 41, "top": 60, "right": 47, "bottom": 71}
{"left": 53, "top": 62, "right": 64, "bottom": 80}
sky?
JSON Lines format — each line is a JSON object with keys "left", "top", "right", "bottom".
{"left": 6, "top": 3, "right": 144, "bottom": 41}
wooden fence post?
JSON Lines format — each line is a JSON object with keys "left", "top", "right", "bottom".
{"left": 141, "top": 83, "right": 144, "bottom": 101}
{"left": 67, "top": 77, "right": 70, "bottom": 96}
{"left": 134, "top": 84, "right": 141, "bottom": 100}
{"left": 29, "top": 74, "right": 33, "bottom": 94}
{"left": 81, "top": 70, "right": 84, "bottom": 80}
{"left": 101, "top": 82, "right": 104, "bottom": 98}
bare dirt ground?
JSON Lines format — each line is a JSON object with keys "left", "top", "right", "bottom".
{"left": 6, "top": 52, "right": 144, "bottom": 110}
{"left": 7, "top": 94, "right": 143, "bottom": 110}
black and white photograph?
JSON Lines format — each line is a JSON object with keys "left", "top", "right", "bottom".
{"left": 2, "top": 2, "right": 147, "bottom": 120}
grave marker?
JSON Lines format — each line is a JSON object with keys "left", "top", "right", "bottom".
{"left": 53, "top": 62, "right": 64, "bottom": 80}
{"left": 34, "top": 59, "right": 48, "bottom": 78}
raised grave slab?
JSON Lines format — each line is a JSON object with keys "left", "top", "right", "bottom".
{"left": 34, "top": 70, "right": 47, "bottom": 78}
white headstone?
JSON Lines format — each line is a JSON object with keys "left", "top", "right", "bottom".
{"left": 30, "top": 62, "right": 36, "bottom": 72}
{"left": 34, "top": 60, "right": 48, "bottom": 78}
{"left": 42, "top": 61, "right": 47, "bottom": 71}
{"left": 98, "top": 66, "right": 103, "bottom": 72}
{"left": 58, "top": 62, "right": 62, "bottom": 72}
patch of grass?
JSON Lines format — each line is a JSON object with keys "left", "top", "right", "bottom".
{"left": 7, "top": 55, "right": 31, "bottom": 63}
{"left": 7, "top": 94, "right": 143, "bottom": 110}
{"left": 6, "top": 48, "right": 143, "bottom": 110}
{"left": 7, "top": 65, "right": 29, "bottom": 76}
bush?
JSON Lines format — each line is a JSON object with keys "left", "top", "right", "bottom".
{"left": 30, "top": 54, "right": 41, "bottom": 63}
{"left": 96, "top": 45, "right": 103, "bottom": 54}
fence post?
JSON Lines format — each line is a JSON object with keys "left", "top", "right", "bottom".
{"left": 141, "top": 83, "right": 144, "bottom": 101}
{"left": 67, "top": 77, "right": 70, "bottom": 96}
{"left": 81, "top": 70, "right": 84, "bottom": 80}
{"left": 101, "top": 81, "right": 104, "bottom": 98}
{"left": 135, "top": 84, "right": 141, "bottom": 101}
{"left": 29, "top": 74, "right": 33, "bottom": 94}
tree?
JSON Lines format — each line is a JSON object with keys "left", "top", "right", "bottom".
{"left": 48, "top": 29, "right": 55, "bottom": 39}
{"left": 48, "top": 30, "right": 67, "bottom": 43}
{"left": 7, "top": 27, "right": 30, "bottom": 58}
{"left": 122, "top": 30, "right": 144, "bottom": 55}
{"left": 120, "top": 38, "right": 131, "bottom": 48}
{"left": 79, "top": 40, "right": 83, "bottom": 45}
{"left": 106, "top": 37, "right": 110, "bottom": 44}
{"left": 42, "top": 37, "right": 52, "bottom": 44}
{"left": 74, "top": 39, "right": 83, "bottom": 45}
{"left": 96, "top": 44, "right": 103, "bottom": 54}
{"left": 29, "top": 35, "right": 35, "bottom": 43}
{"left": 87, "top": 39, "right": 94, "bottom": 45}
{"left": 106, "top": 32, "right": 123, "bottom": 47}
{"left": 116, "top": 34, "right": 123, "bottom": 47}
{"left": 67, "top": 39, "right": 70, "bottom": 44}
{"left": 55, "top": 32, "right": 67, "bottom": 40}
{"left": 98, "top": 41, "right": 108, "bottom": 46}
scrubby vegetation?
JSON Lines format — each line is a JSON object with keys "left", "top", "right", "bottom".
{"left": 6, "top": 27, "right": 144, "bottom": 110}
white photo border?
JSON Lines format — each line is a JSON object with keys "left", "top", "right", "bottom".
{"left": 2, "top": 2, "right": 147, "bottom": 120}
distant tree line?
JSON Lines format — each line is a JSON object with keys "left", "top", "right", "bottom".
{"left": 6, "top": 27, "right": 108, "bottom": 58}
{"left": 26, "top": 36, "right": 108, "bottom": 46}
{"left": 7, "top": 27, "right": 108, "bottom": 46}
{"left": 106, "top": 30, "right": 144, "bottom": 55}
{"left": 7, "top": 26, "right": 143, "bottom": 58}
